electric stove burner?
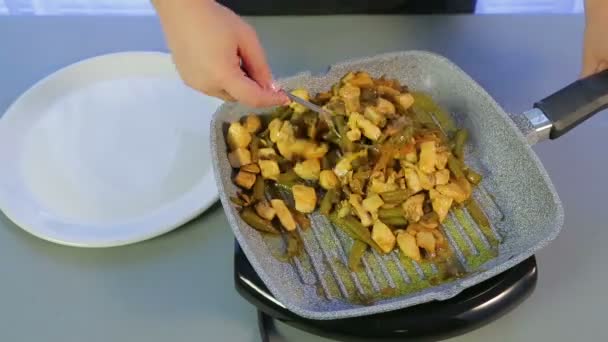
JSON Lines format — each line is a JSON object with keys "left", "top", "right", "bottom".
{"left": 234, "top": 242, "right": 537, "bottom": 342}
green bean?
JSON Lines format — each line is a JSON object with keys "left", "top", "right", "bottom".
{"left": 380, "top": 216, "right": 409, "bottom": 226}
{"left": 322, "top": 155, "right": 331, "bottom": 170}
{"left": 453, "top": 129, "right": 468, "bottom": 161}
{"left": 285, "top": 232, "right": 304, "bottom": 258}
{"left": 250, "top": 136, "right": 259, "bottom": 163}
{"left": 323, "top": 131, "right": 341, "bottom": 146}
{"left": 448, "top": 155, "right": 466, "bottom": 179}
{"left": 378, "top": 207, "right": 405, "bottom": 219}
{"left": 230, "top": 196, "right": 246, "bottom": 207}
{"left": 320, "top": 189, "right": 337, "bottom": 215}
{"left": 353, "top": 169, "right": 371, "bottom": 182}
{"left": 253, "top": 177, "right": 265, "bottom": 201}
{"left": 465, "top": 200, "right": 499, "bottom": 246}
{"left": 466, "top": 168, "right": 483, "bottom": 186}
{"left": 329, "top": 213, "right": 383, "bottom": 253}
{"left": 380, "top": 189, "right": 411, "bottom": 203}
{"left": 276, "top": 170, "right": 301, "bottom": 188}
{"left": 348, "top": 240, "right": 367, "bottom": 272}
{"left": 240, "top": 208, "right": 280, "bottom": 234}
{"left": 465, "top": 200, "right": 490, "bottom": 229}
{"left": 411, "top": 92, "right": 457, "bottom": 134}
{"left": 335, "top": 116, "right": 354, "bottom": 152}
{"left": 292, "top": 210, "right": 311, "bottom": 230}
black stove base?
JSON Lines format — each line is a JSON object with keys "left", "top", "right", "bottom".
{"left": 234, "top": 242, "right": 537, "bottom": 342}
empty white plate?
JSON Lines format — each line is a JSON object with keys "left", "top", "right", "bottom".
{"left": 0, "top": 51, "right": 223, "bottom": 247}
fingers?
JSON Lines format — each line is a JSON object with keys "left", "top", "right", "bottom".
{"left": 581, "top": 57, "right": 608, "bottom": 78}
{"left": 237, "top": 24, "right": 273, "bottom": 88}
{"left": 206, "top": 89, "right": 236, "bottom": 102}
{"left": 595, "top": 60, "right": 608, "bottom": 74}
{"left": 222, "top": 70, "right": 288, "bottom": 107}
{"left": 582, "top": 53, "right": 597, "bottom": 78}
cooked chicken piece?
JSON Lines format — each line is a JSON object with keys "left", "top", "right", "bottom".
{"left": 416, "top": 168, "right": 435, "bottom": 191}
{"left": 228, "top": 148, "right": 252, "bottom": 168}
{"left": 397, "top": 231, "right": 421, "bottom": 262}
{"left": 435, "top": 151, "right": 449, "bottom": 170}
{"left": 376, "top": 97, "right": 396, "bottom": 116}
{"left": 395, "top": 93, "right": 415, "bottom": 111}
{"left": 337, "top": 200, "right": 351, "bottom": 218}
{"left": 436, "top": 182, "right": 469, "bottom": 204}
{"left": 244, "top": 114, "right": 262, "bottom": 133}
{"left": 271, "top": 199, "right": 296, "bottom": 231}
{"left": 282, "top": 140, "right": 328, "bottom": 161}
{"left": 368, "top": 172, "right": 399, "bottom": 194}
{"left": 419, "top": 212, "right": 440, "bottom": 229}
{"left": 348, "top": 71, "right": 374, "bottom": 88}
{"left": 292, "top": 185, "right": 317, "bottom": 213}
{"left": 406, "top": 222, "right": 424, "bottom": 236}
{"left": 302, "top": 142, "right": 329, "bottom": 159}
{"left": 241, "top": 163, "right": 260, "bottom": 174}
{"left": 432, "top": 230, "right": 447, "bottom": 249}
{"left": 346, "top": 128, "right": 362, "bottom": 141}
{"left": 416, "top": 230, "right": 436, "bottom": 256}
{"left": 334, "top": 150, "right": 367, "bottom": 177}
{"left": 289, "top": 89, "right": 310, "bottom": 114}
{"left": 349, "top": 194, "right": 372, "bottom": 227}
{"left": 399, "top": 178, "right": 407, "bottom": 189}
{"left": 376, "top": 85, "right": 400, "bottom": 97}
{"left": 227, "top": 122, "right": 252, "bottom": 150}
{"left": 340, "top": 71, "right": 355, "bottom": 83}
{"left": 348, "top": 172, "right": 366, "bottom": 195}
{"left": 319, "top": 170, "right": 339, "bottom": 190}
{"left": 258, "top": 160, "right": 280, "bottom": 181}
{"left": 372, "top": 221, "right": 396, "bottom": 253}
{"left": 349, "top": 112, "right": 382, "bottom": 141}
{"left": 258, "top": 148, "right": 277, "bottom": 160}
{"left": 363, "top": 194, "right": 384, "bottom": 213}
{"left": 454, "top": 177, "right": 473, "bottom": 202}
{"left": 405, "top": 150, "right": 417, "bottom": 163}
{"left": 402, "top": 194, "right": 425, "bottom": 222}
{"left": 419, "top": 141, "right": 437, "bottom": 174}
{"left": 276, "top": 140, "right": 294, "bottom": 160}
{"left": 255, "top": 202, "right": 276, "bottom": 221}
{"left": 364, "top": 106, "right": 386, "bottom": 127}
{"left": 435, "top": 169, "right": 450, "bottom": 185}
{"left": 429, "top": 189, "right": 453, "bottom": 222}
{"left": 234, "top": 171, "right": 256, "bottom": 189}
{"left": 278, "top": 121, "right": 295, "bottom": 142}
{"left": 294, "top": 159, "right": 321, "bottom": 180}
{"left": 403, "top": 168, "right": 422, "bottom": 194}
{"left": 339, "top": 83, "right": 361, "bottom": 114}
{"left": 268, "top": 119, "right": 284, "bottom": 143}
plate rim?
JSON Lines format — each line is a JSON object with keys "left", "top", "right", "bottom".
{"left": 0, "top": 50, "right": 221, "bottom": 247}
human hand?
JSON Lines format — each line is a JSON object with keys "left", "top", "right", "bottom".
{"left": 582, "top": 0, "right": 608, "bottom": 77}
{"left": 153, "top": 0, "right": 288, "bottom": 107}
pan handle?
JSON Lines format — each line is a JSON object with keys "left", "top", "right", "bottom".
{"left": 533, "top": 69, "right": 608, "bottom": 139}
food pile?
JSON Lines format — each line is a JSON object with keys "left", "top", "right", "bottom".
{"left": 225, "top": 71, "right": 483, "bottom": 270}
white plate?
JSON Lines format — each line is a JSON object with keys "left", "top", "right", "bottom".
{"left": 0, "top": 51, "right": 223, "bottom": 247}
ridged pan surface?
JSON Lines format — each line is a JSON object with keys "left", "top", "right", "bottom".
{"left": 211, "top": 51, "right": 564, "bottom": 320}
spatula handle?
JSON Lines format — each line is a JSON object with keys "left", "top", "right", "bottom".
{"left": 534, "top": 69, "right": 608, "bottom": 139}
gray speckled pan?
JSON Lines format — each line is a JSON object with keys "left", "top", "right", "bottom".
{"left": 211, "top": 51, "right": 608, "bottom": 320}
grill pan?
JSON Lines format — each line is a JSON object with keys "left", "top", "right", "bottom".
{"left": 211, "top": 51, "right": 607, "bottom": 320}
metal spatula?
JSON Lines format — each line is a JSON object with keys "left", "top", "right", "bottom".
{"left": 283, "top": 90, "right": 340, "bottom": 137}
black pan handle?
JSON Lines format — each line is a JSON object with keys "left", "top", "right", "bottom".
{"left": 534, "top": 69, "right": 608, "bottom": 139}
